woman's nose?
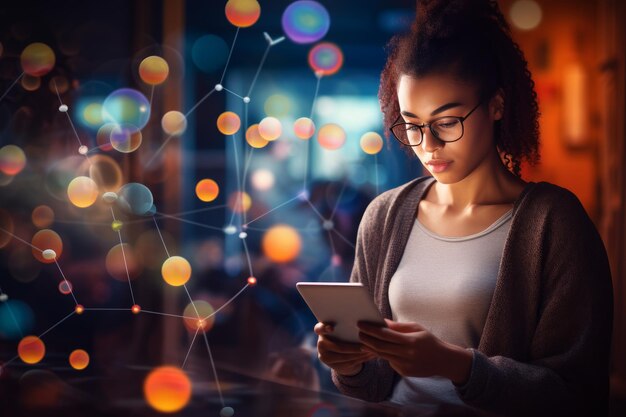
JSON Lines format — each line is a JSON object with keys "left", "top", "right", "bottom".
{"left": 421, "top": 128, "right": 442, "bottom": 153}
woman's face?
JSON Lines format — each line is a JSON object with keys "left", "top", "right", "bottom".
{"left": 396, "top": 73, "right": 503, "bottom": 184}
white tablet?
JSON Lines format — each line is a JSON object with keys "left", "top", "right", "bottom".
{"left": 296, "top": 282, "right": 386, "bottom": 344}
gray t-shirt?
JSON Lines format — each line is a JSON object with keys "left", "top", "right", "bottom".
{"left": 388, "top": 208, "right": 513, "bottom": 406}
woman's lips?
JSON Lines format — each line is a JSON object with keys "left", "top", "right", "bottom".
{"left": 426, "top": 161, "right": 452, "bottom": 173}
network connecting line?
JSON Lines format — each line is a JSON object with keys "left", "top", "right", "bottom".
{"left": 0, "top": 72, "right": 24, "bottom": 104}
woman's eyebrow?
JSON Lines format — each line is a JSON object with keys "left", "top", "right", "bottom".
{"left": 400, "top": 102, "right": 463, "bottom": 119}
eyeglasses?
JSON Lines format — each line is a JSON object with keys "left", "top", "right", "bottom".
{"left": 389, "top": 100, "right": 484, "bottom": 147}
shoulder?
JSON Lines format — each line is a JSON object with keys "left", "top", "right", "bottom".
{"left": 361, "top": 176, "right": 433, "bottom": 222}
{"left": 518, "top": 181, "right": 591, "bottom": 224}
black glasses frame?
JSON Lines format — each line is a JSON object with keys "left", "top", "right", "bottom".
{"left": 389, "top": 99, "right": 485, "bottom": 147}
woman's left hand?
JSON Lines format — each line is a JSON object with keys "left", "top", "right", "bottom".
{"left": 358, "top": 318, "right": 456, "bottom": 379}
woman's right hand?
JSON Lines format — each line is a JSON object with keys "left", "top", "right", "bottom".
{"left": 314, "top": 322, "right": 377, "bottom": 376}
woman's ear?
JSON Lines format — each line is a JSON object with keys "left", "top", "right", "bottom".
{"left": 490, "top": 88, "right": 505, "bottom": 121}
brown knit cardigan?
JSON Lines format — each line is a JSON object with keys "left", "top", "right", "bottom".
{"left": 331, "top": 176, "right": 614, "bottom": 417}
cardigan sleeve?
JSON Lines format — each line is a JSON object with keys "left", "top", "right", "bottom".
{"left": 452, "top": 189, "right": 614, "bottom": 417}
{"left": 330, "top": 195, "right": 398, "bottom": 402}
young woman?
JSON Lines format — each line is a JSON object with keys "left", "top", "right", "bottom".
{"left": 314, "top": 1, "right": 614, "bottom": 416}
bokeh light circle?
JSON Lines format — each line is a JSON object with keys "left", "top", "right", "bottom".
{"left": 67, "top": 176, "right": 99, "bottom": 208}
{"left": 183, "top": 300, "right": 215, "bottom": 333}
{"left": 106, "top": 243, "right": 143, "bottom": 281}
{"left": 510, "top": 0, "right": 542, "bottom": 31}
{"left": 110, "top": 126, "right": 142, "bottom": 153}
{"left": 293, "top": 117, "right": 316, "bottom": 140}
{"left": 161, "top": 256, "right": 192, "bottom": 287}
{"left": 264, "top": 94, "right": 292, "bottom": 117}
{"left": 32, "top": 205, "right": 54, "bottom": 228}
{"left": 217, "top": 111, "right": 241, "bottom": 135}
{"left": 195, "top": 179, "right": 219, "bottom": 202}
{"left": 20, "top": 43, "right": 55, "bottom": 76}
{"left": 144, "top": 366, "right": 192, "bottom": 413}
{"left": 0, "top": 145, "right": 27, "bottom": 176}
{"left": 161, "top": 111, "right": 187, "bottom": 135}
{"left": 31, "top": 229, "right": 63, "bottom": 264}
{"left": 87, "top": 154, "right": 124, "bottom": 192}
{"left": 245, "top": 124, "right": 269, "bottom": 148}
{"left": 117, "top": 183, "right": 154, "bottom": 216}
{"left": 101, "top": 88, "right": 150, "bottom": 132}
{"left": 139, "top": 56, "right": 170, "bottom": 85}
{"left": 360, "top": 131, "right": 384, "bottom": 155}
{"left": 69, "top": 349, "right": 89, "bottom": 370}
{"left": 308, "top": 42, "right": 343, "bottom": 76}
{"left": 21, "top": 74, "right": 41, "bottom": 91}
{"left": 317, "top": 123, "right": 346, "bottom": 150}
{"left": 262, "top": 224, "right": 302, "bottom": 263}
{"left": 227, "top": 191, "right": 252, "bottom": 213}
{"left": 258, "top": 117, "right": 282, "bottom": 141}
{"left": 18, "top": 336, "right": 46, "bottom": 364}
{"left": 225, "top": 0, "right": 261, "bottom": 28}
{"left": 58, "top": 280, "right": 73, "bottom": 295}
{"left": 282, "top": 1, "right": 330, "bottom": 44}
{"left": 251, "top": 169, "right": 275, "bottom": 191}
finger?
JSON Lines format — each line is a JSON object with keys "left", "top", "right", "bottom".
{"left": 384, "top": 318, "right": 426, "bottom": 332}
{"left": 356, "top": 325, "right": 408, "bottom": 344}
{"left": 359, "top": 332, "right": 409, "bottom": 356}
{"left": 314, "top": 322, "right": 335, "bottom": 336}
{"left": 318, "top": 337, "right": 364, "bottom": 354}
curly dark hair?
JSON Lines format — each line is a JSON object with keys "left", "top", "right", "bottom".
{"left": 379, "top": 0, "right": 540, "bottom": 177}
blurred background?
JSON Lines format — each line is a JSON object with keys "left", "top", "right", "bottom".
{"left": 0, "top": 0, "right": 624, "bottom": 415}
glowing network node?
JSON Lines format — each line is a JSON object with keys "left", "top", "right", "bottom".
{"left": 359, "top": 131, "right": 384, "bottom": 155}
{"left": 258, "top": 116, "right": 282, "bottom": 141}
{"left": 262, "top": 225, "right": 302, "bottom": 263}
{"left": 247, "top": 276, "right": 257, "bottom": 286}
{"left": 41, "top": 249, "right": 57, "bottom": 260}
{"left": 243, "top": 96, "right": 251, "bottom": 104}
{"left": 215, "top": 84, "right": 224, "bottom": 91}
{"left": 293, "top": 117, "right": 316, "bottom": 140}
{"left": 331, "top": 254, "right": 342, "bottom": 267}
{"left": 225, "top": 0, "right": 261, "bottom": 28}
{"left": 58, "top": 280, "right": 73, "bottom": 295}
{"left": 221, "top": 406, "right": 235, "bottom": 417}
{"left": 111, "top": 220, "right": 123, "bottom": 232}
{"left": 75, "top": 305, "right": 85, "bottom": 314}
{"left": 18, "top": 336, "right": 46, "bottom": 364}
{"left": 131, "top": 304, "right": 141, "bottom": 314}
{"left": 58, "top": 104, "right": 68, "bottom": 112}
{"left": 69, "top": 349, "right": 89, "bottom": 370}
{"left": 238, "top": 232, "right": 247, "bottom": 239}
{"left": 195, "top": 179, "right": 220, "bottom": 202}
{"left": 161, "top": 256, "right": 192, "bottom": 287}
{"left": 67, "top": 176, "right": 99, "bottom": 208}
{"left": 31, "top": 205, "right": 55, "bottom": 228}
{"left": 217, "top": 111, "right": 241, "bottom": 135}
{"left": 308, "top": 42, "right": 343, "bottom": 76}
{"left": 117, "top": 183, "right": 154, "bottom": 216}
{"left": 20, "top": 43, "right": 56, "bottom": 76}
{"left": 161, "top": 111, "right": 187, "bottom": 135}
{"left": 322, "top": 220, "right": 334, "bottom": 230}
{"left": 227, "top": 191, "right": 252, "bottom": 213}
{"left": 298, "top": 189, "right": 310, "bottom": 200}
{"left": 0, "top": 145, "right": 27, "bottom": 176}
{"left": 78, "top": 145, "right": 88, "bottom": 155}
{"left": 245, "top": 124, "right": 269, "bottom": 149}
{"left": 101, "top": 88, "right": 150, "bottom": 132}
{"left": 183, "top": 300, "right": 215, "bottom": 333}
{"left": 110, "top": 126, "right": 142, "bottom": 153}
{"left": 223, "top": 225, "right": 237, "bottom": 235}
{"left": 282, "top": 1, "right": 330, "bottom": 44}
{"left": 317, "top": 123, "right": 346, "bottom": 150}
{"left": 31, "top": 229, "right": 63, "bottom": 264}
{"left": 144, "top": 366, "right": 192, "bottom": 413}
{"left": 0, "top": 294, "right": 7, "bottom": 302}
{"left": 139, "top": 56, "right": 170, "bottom": 85}
{"left": 102, "top": 191, "right": 118, "bottom": 204}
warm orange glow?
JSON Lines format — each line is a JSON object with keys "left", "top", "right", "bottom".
{"left": 144, "top": 366, "right": 192, "bottom": 413}
{"left": 18, "top": 336, "right": 46, "bottom": 364}
{"left": 67, "top": 176, "right": 99, "bottom": 208}
{"left": 69, "top": 349, "right": 90, "bottom": 370}
{"left": 161, "top": 256, "right": 192, "bottom": 287}
{"left": 225, "top": 0, "right": 261, "bottom": 28}
{"left": 31, "top": 229, "right": 63, "bottom": 264}
{"left": 217, "top": 111, "right": 241, "bottom": 135}
{"left": 195, "top": 179, "right": 219, "bottom": 202}
{"left": 262, "top": 225, "right": 302, "bottom": 263}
